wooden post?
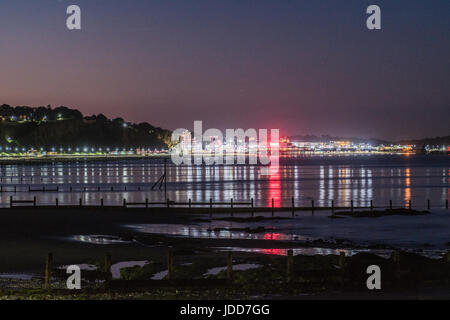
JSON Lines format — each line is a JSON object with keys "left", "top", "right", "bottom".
{"left": 145, "top": 198, "right": 148, "bottom": 209}
{"left": 338, "top": 251, "right": 346, "bottom": 269}
{"left": 351, "top": 200, "right": 354, "bottom": 212}
{"left": 79, "top": 198, "right": 82, "bottom": 207}
{"left": 370, "top": 200, "right": 373, "bottom": 211}
{"left": 167, "top": 249, "right": 174, "bottom": 280}
{"left": 44, "top": 253, "right": 53, "bottom": 290}
{"left": 227, "top": 251, "right": 233, "bottom": 281}
{"left": 70, "top": 186, "right": 72, "bottom": 192}
{"left": 446, "top": 199, "right": 448, "bottom": 210}
{"left": 33, "top": 196, "right": 36, "bottom": 207}
{"left": 101, "top": 198, "right": 104, "bottom": 207}
{"left": 311, "top": 199, "right": 315, "bottom": 214}
{"left": 391, "top": 250, "right": 400, "bottom": 263}
{"left": 389, "top": 200, "right": 393, "bottom": 210}
{"left": 230, "top": 198, "right": 234, "bottom": 216}
{"left": 251, "top": 198, "right": 254, "bottom": 217}
{"left": 164, "top": 158, "right": 167, "bottom": 195}
{"left": 123, "top": 198, "right": 126, "bottom": 207}
{"left": 188, "top": 198, "right": 191, "bottom": 210}
{"left": 105, "top": 253, "right": 112, "bottom": 284}
{"left": 391, "top": 250, "right": 401, "bottom": 280}
{"left": 291, "top": 198, "right": 295, "bottom": 217}
{"left": 271, "top": 198, "right": 274, "bottom": 217}
{"left": 408, "top": 199, "right": 412, "bottom": 210}
{"left": 167, "top": 198, "right": 170, "bottom": 208}
{"left": 55, "top": 198, "right": 58, "bottom": 207}
{"left": 210, "top": 198, "right": 213, "bottom": 217}
{"left": 287, "top": 249, "right": 293, "bottom": 283}
{"left": 9, "top": 196, "right": 12, "bottom": 208}
{"left": 331, "top": 199, "right": 335, "bottom": 215}
{"left": 427, "top": 199, "right": 430, "bottom": 210}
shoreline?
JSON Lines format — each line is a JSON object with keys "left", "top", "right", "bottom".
{"left": 0, "top": 151, "right": 446, "bottom": 165}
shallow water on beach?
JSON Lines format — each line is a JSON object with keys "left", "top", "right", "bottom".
{"left": 126, "top": 208, "right": 450, "bottom": 251}
{"left": 0, "top": 154, "right": 448, "bottom": 209}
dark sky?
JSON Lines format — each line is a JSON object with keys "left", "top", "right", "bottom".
{"left": 0, "top": 0, "right": 449, "bottom": 140}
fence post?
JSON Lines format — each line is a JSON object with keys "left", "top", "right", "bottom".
{"left": 227, "top": 252, "right": 233, "bottom": 281}
{"left": 230, "top": 198, "right": 234, "bottom": 216}
{"left": 427, "top": 199, "right": 430, "bottom": 210}
{"left": 79, "top": 198, "right": 82, "bottom": 207}
{"left": 105, "top": 253, "right": 112, "bottom": 285}
{"left": 408, "top": 199, "right": 412, "bottom": 210}
{"left": 168, "top": 249, "right": 174, "bottom": 280}
{"left": 9, "top": 196, "right": 12, "bottom": 208}
{"left": 389, "top": 200, "right": 393, "bottom": 210}
{"left": 291, "top": 198, "right": 295, "bottom": 216}
{"left": 311, "top": 199, "right": 315, "bottom": 214}
{"left": 33, "top": 196, "right": 36, "bottom": 207}
{"left": 167, "top": 198, "right": 170, "bottom": 208}
{"left": 391, "top": 250, "right": 401, "bottom": 280}
{"left": 123, "top": 198, "right": 126, "bottom": 207}
{"left": 145, "top": 198, "right": 149, "bottom": 209}
{"left": 188, "top": 198, "right": 191, "bottom": 210}
{"left": 271, "top": 198, "right": 274, "bottom": 217}
{"left": 287, "top": 249, "right": 293, "bottom": 283}
{"left": 351, "top": 200, "right": 354, "bottom": 213}
{"left": 210, "top": 198, "right": 213, "bottom": 217}
{"left": 101, "top": 198, "right": 104, "bottom": 207}
{"left": 251, "top": 198, "right": 254, "bottom": 217}
{"left": 55, "top": 198, "right": 58, "bottom": 207}
{"left": 370, "top": 200, "right": 373, "bottom": 211}
{"left": 331, "top": 199, "right": 335, "bottom": 215}
{"left": 44, "top": 253, "right": 53, "bottom": 290}
{"left": 338, "top": 251, "right": 346, "bottom": 269}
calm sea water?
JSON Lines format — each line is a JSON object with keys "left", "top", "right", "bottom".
{"left": 0, "top": 154, "right": 449, "bottom": 209}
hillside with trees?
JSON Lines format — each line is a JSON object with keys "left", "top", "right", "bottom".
{"left": 0, "top": 104, "right": 172, "bottom": 150}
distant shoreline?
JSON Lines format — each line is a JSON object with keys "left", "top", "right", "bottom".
{"left": 0, "top": 153, "right": 170, "bottom": 164}
{"left": 0, "top": 151, "right": 447, "bottom": 165}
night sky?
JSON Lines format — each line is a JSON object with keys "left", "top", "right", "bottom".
{"left": 0, "top": 0, "right": 448, "bottom": 140}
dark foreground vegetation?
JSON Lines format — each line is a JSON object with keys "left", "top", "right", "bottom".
{"left": 1, "top": 250, "right": 449, "bottom": 300}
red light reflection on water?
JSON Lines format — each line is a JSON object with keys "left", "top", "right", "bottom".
{"left": 260, "top": 248, "right": 286, "bottom": 256}
{"left": 263, "top": 233, "right": 282, "bottom": 240}
{"left": 268, "top": 163, "right": 281, "bottom": 207}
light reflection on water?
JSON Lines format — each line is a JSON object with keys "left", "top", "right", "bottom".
{"left": 124, "top": 224, "right": 305, "bottom": 241}
{"left": 0, "top": 155, "right": 447, "bottom": 208}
